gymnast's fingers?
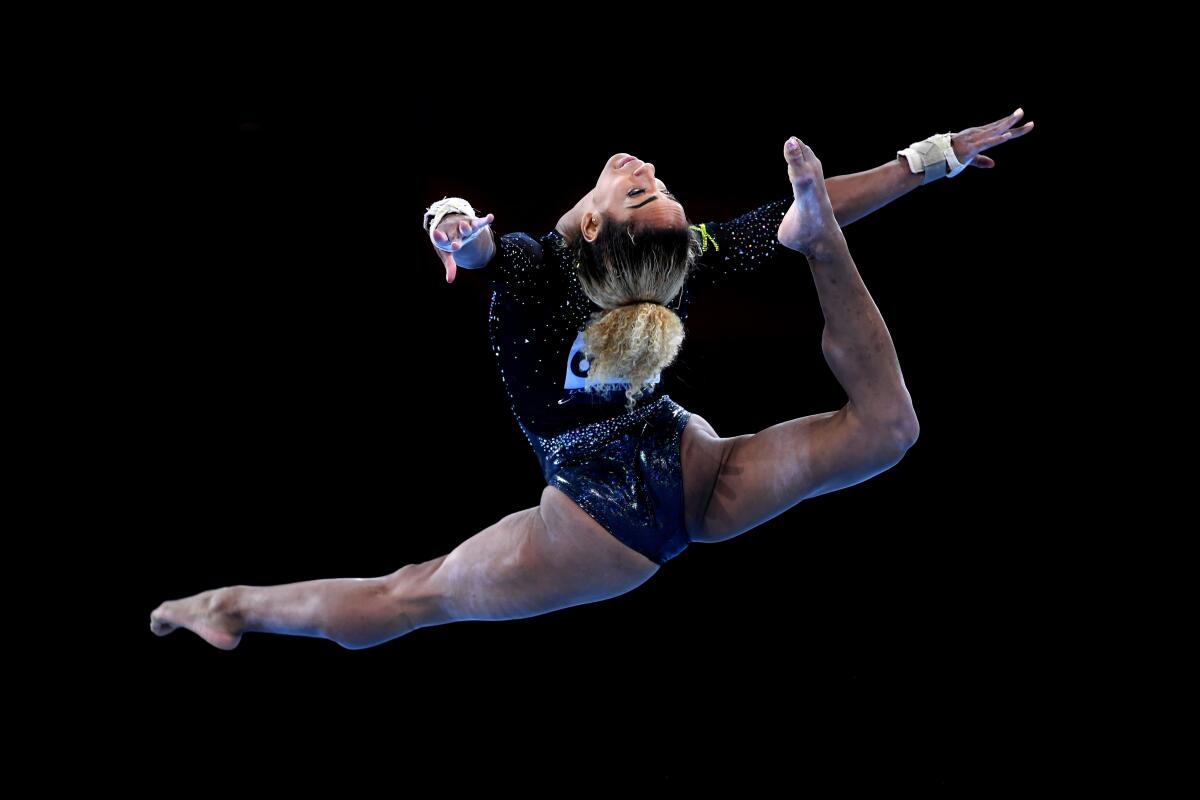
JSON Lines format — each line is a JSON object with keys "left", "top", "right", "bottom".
{"left": 436, "top": 245, "right": 458, "bottom": 284}
{"left": 983, "top": 120, "right": 1035, "bottom": 149}
{"left": 457, "top": 214, "right": 494, "bottom": 245}
{"left": 468, "top": 213, "right": 495, "bottom": 241}
{"left": 987, "top": 107, "right": 1025, "bottom": 132}
{"left": 429, "top": 228, "right": 460, "bottom": 283}
{"left": 431, "top": 227, "right": 463, "bottom": 252}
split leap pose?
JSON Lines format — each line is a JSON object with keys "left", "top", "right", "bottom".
{"left": 151, "top": 110, "right": 1033, "bottom": 650}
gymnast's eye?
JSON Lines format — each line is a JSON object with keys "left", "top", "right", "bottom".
{"left": 627, "top": 188, "right": 678, "bottom": 200}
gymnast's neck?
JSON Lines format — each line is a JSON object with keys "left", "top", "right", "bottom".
{"left": 555, "top": 189, "right": 593, "bottom": 245}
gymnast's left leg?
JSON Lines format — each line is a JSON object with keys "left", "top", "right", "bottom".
{"left": 149, "top": 485, "right": 661, "bottom": 650}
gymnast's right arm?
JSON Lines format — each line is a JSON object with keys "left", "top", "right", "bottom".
{"left": 429, "top": 212, "right": 496, "bottom": 283}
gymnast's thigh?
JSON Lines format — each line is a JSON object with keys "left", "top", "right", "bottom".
{"left": 427, "top": 485, "right": 661, "bottom": 623}
{"left": 534, "top": 484, "right": 662, "bottom": 588}
{"left": 679, "top": 411, "right": 729, "bottom": 542}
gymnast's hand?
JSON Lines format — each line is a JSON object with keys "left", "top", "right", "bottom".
{"left": 948, "top": 107, "right": 1036, "bottom": 170}
{"left": 430, "top": 212, "right": 495, "bottom": 284}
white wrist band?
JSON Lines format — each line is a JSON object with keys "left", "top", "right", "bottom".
{"left": 897, "top": 132, "right": 968, "bottom": 184}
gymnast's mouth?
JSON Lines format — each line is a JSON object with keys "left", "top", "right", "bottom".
{"left": 616, "top": 155, "right": 638, "bottom": 169}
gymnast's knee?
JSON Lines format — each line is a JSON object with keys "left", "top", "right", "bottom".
{"left": 386, "top": 557, "right": 457, "bottom": 630}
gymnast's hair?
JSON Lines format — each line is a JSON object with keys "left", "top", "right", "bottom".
{"left": 553, "top": 214, "right": 705, "bottom": 412}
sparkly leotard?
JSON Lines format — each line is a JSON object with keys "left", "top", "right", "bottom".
{"left": 479, "top": 195, "right": 802, "bottom": 564}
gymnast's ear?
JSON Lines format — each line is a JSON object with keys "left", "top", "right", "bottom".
{"left": 581, "top": 210, "right": 604, "bottom": 245}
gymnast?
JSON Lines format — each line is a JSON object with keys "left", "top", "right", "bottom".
{"left": 151, "top": 109, "right": 1033, "bottom": 650}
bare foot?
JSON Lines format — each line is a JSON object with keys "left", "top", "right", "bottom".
{"left": 150, "top": 586, "right": 244, "bottom": 650}
{"left": 777, "top": 136, "right": 844, "bottom": 259}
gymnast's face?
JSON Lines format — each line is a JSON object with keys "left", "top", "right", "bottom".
{"left": 582, "top": 153, "right": 688, "bottom": 243}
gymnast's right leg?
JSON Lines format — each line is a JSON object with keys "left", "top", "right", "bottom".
{"left": 149, "top": 485, "right": 661, "bottom": 650}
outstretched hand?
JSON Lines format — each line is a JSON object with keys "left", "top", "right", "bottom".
{"left": 949, "top": 107, "right": 1035, "bottom": 169}
{"left": 430, "top": 212, "right": 495, "bottom": 284}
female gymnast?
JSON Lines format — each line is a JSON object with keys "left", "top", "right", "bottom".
{"left": 151, "top": 109, "right": 1034, "bottom": 650}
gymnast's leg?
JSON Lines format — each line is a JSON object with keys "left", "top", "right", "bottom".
{"left": 688, "top": 136, "right": 921, "bottom": 544}
{"left": 149, "top": 486, "right": 660, "bottom": 651}
{"left": 148, "top": 561, "right": 446, "bottom": 651}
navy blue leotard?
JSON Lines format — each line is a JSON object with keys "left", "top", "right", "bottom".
{"left": 478, "top": 195, "right": 802, "bottom": 565}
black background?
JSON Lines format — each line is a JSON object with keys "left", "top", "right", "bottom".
{"left": 115, "top": 45, "right": 1086, "bottom": 790}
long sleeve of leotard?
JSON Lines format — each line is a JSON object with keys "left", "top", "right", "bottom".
{"left": 484, "top": 230, "right": 543, "bottom": 293}
{"left": 686, "top": 195, "right": 806, "bottom": 289}
{"left": 483, "top": 229, "right": 573, "bottom": 298}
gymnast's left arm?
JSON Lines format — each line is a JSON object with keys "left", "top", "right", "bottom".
{"left": 826, "top": 107, "right": 1035, "bottom": 227}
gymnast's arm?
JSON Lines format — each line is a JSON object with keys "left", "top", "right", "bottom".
{"left": 825, "top": 155, "right": 925, "bottom": 227}
{"left": 551, "top": 150, "right": 926, "bottom": 242}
